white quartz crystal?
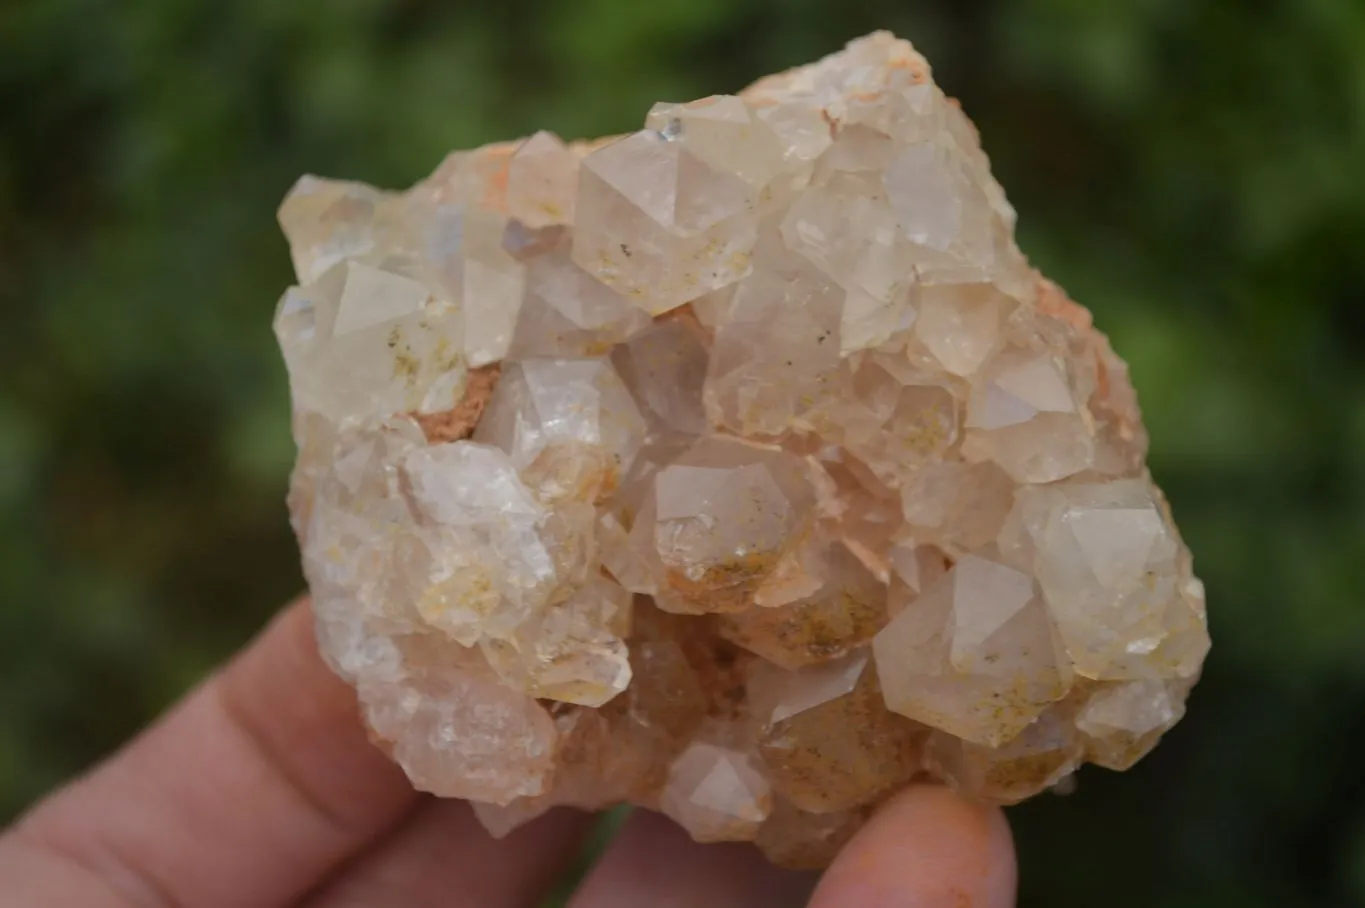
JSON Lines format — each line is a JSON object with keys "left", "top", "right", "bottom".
{"left": 274, "top": 32, "right": 1209, "bottom": 866}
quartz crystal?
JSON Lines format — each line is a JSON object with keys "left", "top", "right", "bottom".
{"left": 275, "top": 32, "right": 1209, "bottom": 868}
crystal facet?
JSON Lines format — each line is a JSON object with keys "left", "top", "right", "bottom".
{"left": 275, "top": 31, "right": 1208, "bottom": 867}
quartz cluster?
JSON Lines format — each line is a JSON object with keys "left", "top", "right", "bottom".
{"left": 275, "top": 32, "right": 1209, "bottom": 867}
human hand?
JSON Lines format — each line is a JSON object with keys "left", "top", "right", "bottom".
{"left": 0, "top": 600, "right": 1016, "bottom": 907}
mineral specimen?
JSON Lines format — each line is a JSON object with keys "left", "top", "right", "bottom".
{"left": 274, "top": 31, "right": 1209, "bottom": 868}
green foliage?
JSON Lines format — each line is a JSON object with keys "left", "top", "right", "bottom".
{"left": 2, "top": 1, "right": 1364, "bottom": 904}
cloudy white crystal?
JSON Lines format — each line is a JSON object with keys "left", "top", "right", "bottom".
{"left": 275, "top": 31, "right": 1209, "bottom": 866}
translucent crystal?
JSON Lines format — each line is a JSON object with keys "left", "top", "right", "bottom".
{"left": 274, "top": 262, "right": 466, "bottom": 425}
{"left": 480, "top": 575, "right": 633, "bottom": 707}
{"left": 1076, "top": 678, "right": 1188, "bottom": 770}
{"left": 645, "top": 96, "right": 786, "bottom": 194}
{"left": 572, "top": 129, "right": 758, "bottom": 314}
{"left": 278, "top": 175, "right": 395, "bottom": 284}
{"left": 611, "top": 320, "right": 711, "bottom": 437}
{"left": 872, "top": 554, "right": 1072, "bottom": 746}
{"left": 926, "top": 699, "right": 1083, "bottom": 804}
{"left": 781, "top": 170, "right": 915, "bottom": 353}
{"left": 748, "top": 651, "right": 922, "bottom": 813}
{"left": 705, "top": 239, "right": 844, "bottom": 437}
{"left": 898, "top": 460, "right": 1015, "bottom": 553}
{"left": 717, "top": 544, "right": 887, "bottom": 670}
{"left": 275, "top": 31, "right": 1208, "bottom": 866}
{"left": 884, "top": 136, "right": 999, "bottom": 276}
{"left": 399, "top": 441, "right": 569, "bottom": 646}
{"left": 661, "top": 733, "right": 774, "bottom": 843}
{"left": 997, "top": 477, "right": 1210, "bottom": 681}
{"left": 612, "top": 435, "right": 815, "bottom": 614}
{"left": 358, "top": 638, "right": 559, "bottom": 804}
{"left": 427, "top": 203, "right": 526, "bottom": 368}
{"left": 472, "top": 357, "right": 647, "bottom": 487}
{"left": 506, "top": 131, "right": 580, "bottom": 228}
{"left": 914, "top": 282, "right": 1015, "bottom": 378}
{"left": 507, "top": 244, "right": 652, "bottom": 359}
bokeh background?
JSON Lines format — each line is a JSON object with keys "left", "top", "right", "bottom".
{"left": 3, "top": 1, "right": 1364, "bottom": 905}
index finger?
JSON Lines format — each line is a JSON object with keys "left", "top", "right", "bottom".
{"left": 2, "top": 598, "right": 419, "bottom": 908}
{"left": 810, "top": 785, "right": 1016, "bottom": 908}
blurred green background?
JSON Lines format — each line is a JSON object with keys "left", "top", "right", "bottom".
{"left": 3, "top": 0, "right": 1364, "bottom": 905}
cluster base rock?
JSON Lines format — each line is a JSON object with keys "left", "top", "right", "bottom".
{"left": 274, "top": 32, "right": 1209, "bottom": 868}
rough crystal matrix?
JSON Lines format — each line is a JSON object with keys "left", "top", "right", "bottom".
{"left": 275, "top": 32, "right": 1209, "bottom": 868}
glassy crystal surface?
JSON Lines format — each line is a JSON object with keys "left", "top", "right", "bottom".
{"left": 275, "top": 31, "right": 1209, "bottom": 867}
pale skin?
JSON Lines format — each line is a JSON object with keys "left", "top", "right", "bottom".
{"left": 0, "top": 599, "right": 1017, "bottom": 907}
